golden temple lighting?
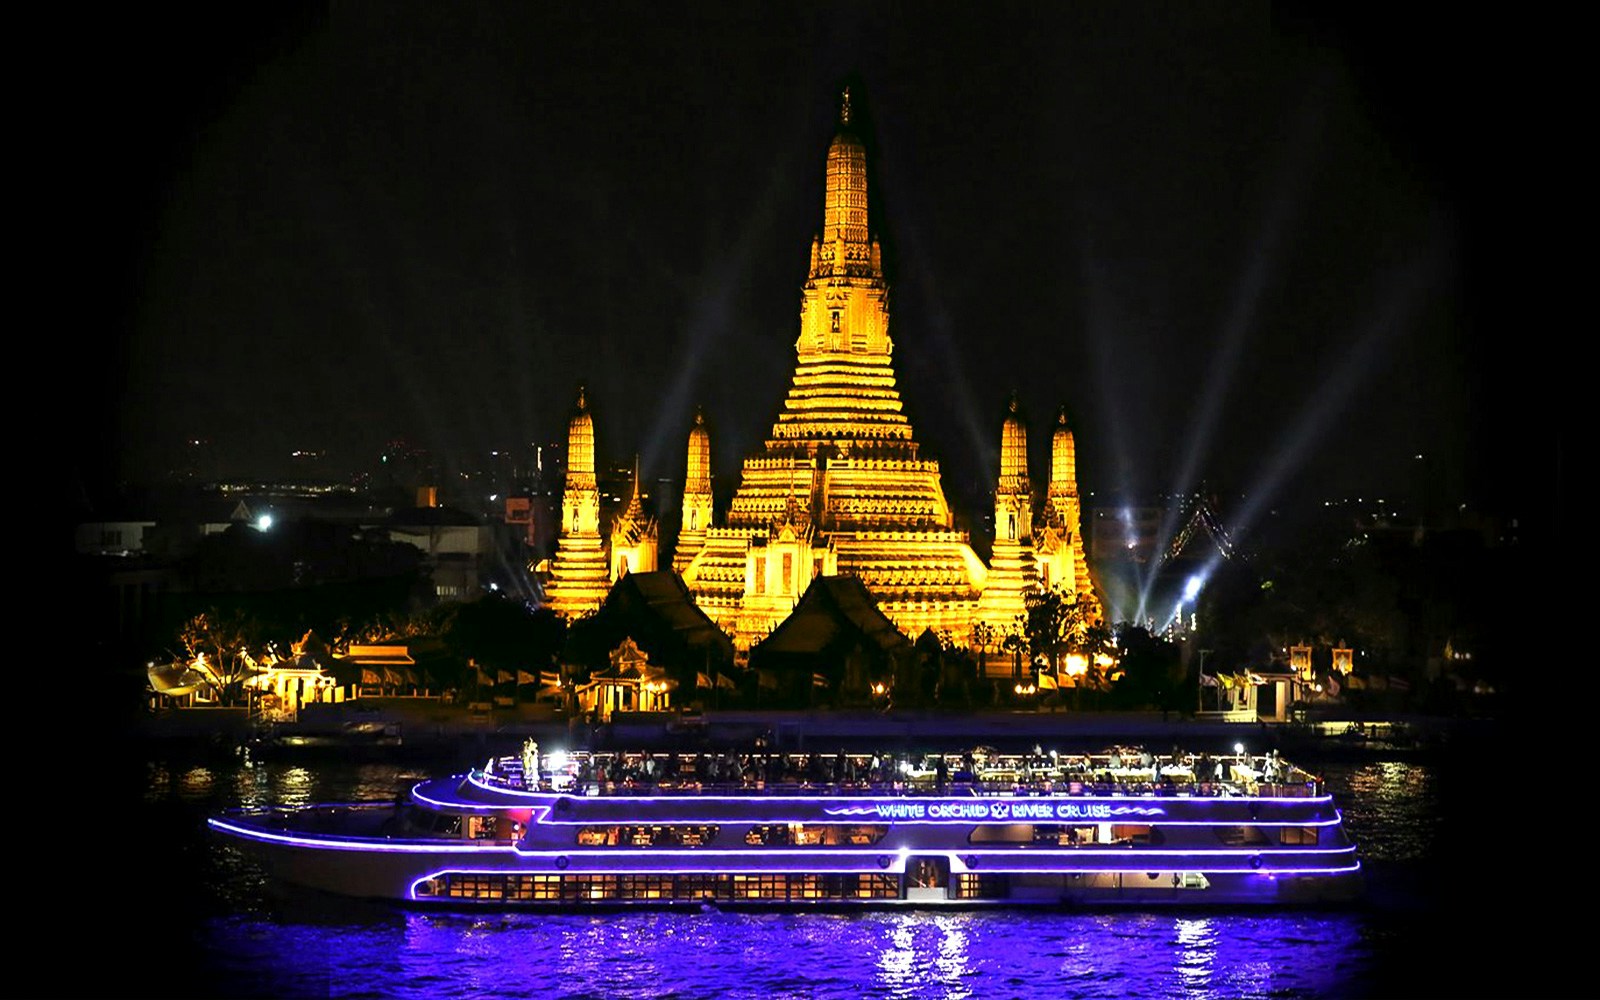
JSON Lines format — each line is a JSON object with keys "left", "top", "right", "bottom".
{"left": 546, "top": 89, "right": 1102, "bottom": 650}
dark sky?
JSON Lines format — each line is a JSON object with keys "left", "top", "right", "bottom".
{"left": 85, "top": 3, "right": 1550, "bottom": 540}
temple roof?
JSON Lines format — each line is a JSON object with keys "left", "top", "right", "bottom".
{"left": 562, "top": 570, "right": 734, "bottom": 671}
{"left": 750, "top": 575, "right": 911, "bottom": 659}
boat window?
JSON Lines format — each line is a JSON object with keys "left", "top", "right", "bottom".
{"left": 969, "top": 823, "right": 1034, "bottom": 844}
{"left": 1279, "top": 826, "right": 1318, "bottom": 845}
{"left": 1031, "top": 824, "right": 1099, "bottom": 845}
{"left": 744, "top": 824, "right": 887, "bottom": 846}
{"left": 1214, "top": 825, "right": 1271, "bottom": 846}
{"left": 952, "top": 874, "right": 1009, "bottom": 899}
{"left": 1110, "top": 824, "right": 1164, "bottom": 846}
{"left": 575, "top": 824, "right": 719, "bottom": 847}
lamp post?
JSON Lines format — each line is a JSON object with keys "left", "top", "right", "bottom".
{"left": 1197, "top": 649, "right": 1213, "bottom": 713}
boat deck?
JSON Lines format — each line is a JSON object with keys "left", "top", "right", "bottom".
{"left": 469, "top": 749, "right": 1321, "bottom": 801}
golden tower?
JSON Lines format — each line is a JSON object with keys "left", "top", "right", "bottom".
{"left": 1035, "top": 406, "right": 1101, "bottom": 618}
{"left": 975, "top": 393, "right": 1039, "bottom": 633}
{"left": 672, "top": 409, "right": 714, "bottom": 574}
{"left": 544, "top": 386, "right": 612, "bottom": 617}
{"left": 675, "top": 88, "right": 986, "bottom": 646}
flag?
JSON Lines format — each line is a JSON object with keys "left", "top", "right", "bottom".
{"left": 517, "top": 670, "right": 538, "bottom": 686}
{"left": 474, "top": 664, "right": 494, "bottom": 686}
{"left": 497, "top": 670, "right": 514, "bottom": 685}
{"left": 1199, "top": 673, "right": 1219, "bottom": 687}
{"left": 696, "top": 672, "right": 711, "bottom": 689}
{"left": 1326, "top": 675, "right": 1340, "bottom": 697}
{"left": 539, "top": 670, "right": 561, "bottom": 688}
{"left": 812, "top": 673, "right": 829, "bottom": 688}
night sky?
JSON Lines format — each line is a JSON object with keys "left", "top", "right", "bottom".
{"left": 85, "top": 4, "right": 1551, "bottom": 542}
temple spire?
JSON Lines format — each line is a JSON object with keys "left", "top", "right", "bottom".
{"left": 545, "top": 383, "right": 609, "bottom": 618}
{"left": 624, "top": 454, "right": 643, "bottom": 517}
{"left": 821, "top": 92, "right": 872, "bottom": 268}
{"left": 674, "top": 407, "right": 715, "bottom": 572}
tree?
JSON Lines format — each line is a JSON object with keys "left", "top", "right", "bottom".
{"left": 1024, "top": 587, "right": 1098, "bottom": 679}
{"left": 175, "top": 609, "right": 272, "bottom": 705}
{"left": 1108, "top": 623, "right": 1184, "bottom": 711}
{"left": 969, "top": 620, "right": 995, "bottom": 682}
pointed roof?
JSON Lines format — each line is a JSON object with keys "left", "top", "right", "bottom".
{"left": 750, "top": 575, "right": 911, "bottom": 659}
{"left": 562, "top": 570, "right": 734, "bottom": 670}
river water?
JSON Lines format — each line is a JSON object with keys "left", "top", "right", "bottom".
{"left": 91, "top": 729, "right": 1542, "bottom": 1000}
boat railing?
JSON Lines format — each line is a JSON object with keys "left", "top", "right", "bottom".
{"left": 475, "top": 752, "right": 1324, "bottom": 799}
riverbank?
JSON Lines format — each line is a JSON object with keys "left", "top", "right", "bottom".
{"left": 137, "top": 700, "right": 1478, "bottom": 764}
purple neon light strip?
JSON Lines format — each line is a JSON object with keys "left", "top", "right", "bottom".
{"left": 216, "top": 811, "right": 1354, "bottom": 859}
{"left": 410, "top": 782, "right": 550, "bottom": 816}
{"left": 507, "top": 845, "right": 1356, "bottom": 859}
{"left": 208, "top": 817, "right": 518, "bottom": 854}
{"left": 210, "top": 815, "right": 1359, "bottom": 863}
{"left": 526, "top": 814, "right": 1344, "bottom": 828}
{"left": 968, "top": 861, "right": 1363, "bottom": 876}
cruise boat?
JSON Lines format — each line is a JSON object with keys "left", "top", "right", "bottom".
{"left": 208, "top": 746, "right": 1362, "bottom": 907}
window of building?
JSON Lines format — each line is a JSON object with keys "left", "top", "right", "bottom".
{"left": 1279, "top": 826, "right": 1319, "bottom": 845}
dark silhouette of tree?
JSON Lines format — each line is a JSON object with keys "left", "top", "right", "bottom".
{"left": 1108, "top": 623, "right": 1185, "bottom": 712}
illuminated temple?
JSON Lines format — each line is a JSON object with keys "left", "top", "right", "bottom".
{"left": 545, "top": 90, "right": 1099, "bottom": 648}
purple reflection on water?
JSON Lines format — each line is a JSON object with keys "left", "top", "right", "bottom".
{"left": 200, "top": 908, "right": 1375, "bottom": 999}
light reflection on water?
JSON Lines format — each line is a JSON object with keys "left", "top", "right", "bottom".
{"left": 140, "top": 752, "right": 1458, "bottom": 999}
{"left": 1322, "top": 761, "right": 1437, "bottom": 862}
{"left": 178, "top": 765, "right": 215, "bottom": 797}
{"left": 198, "top": 908, "right": 1373, "bottom": 1000}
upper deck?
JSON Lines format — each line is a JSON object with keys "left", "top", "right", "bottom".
{"left": 451, "top": 748, "right": 1323, "bottom": 803}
